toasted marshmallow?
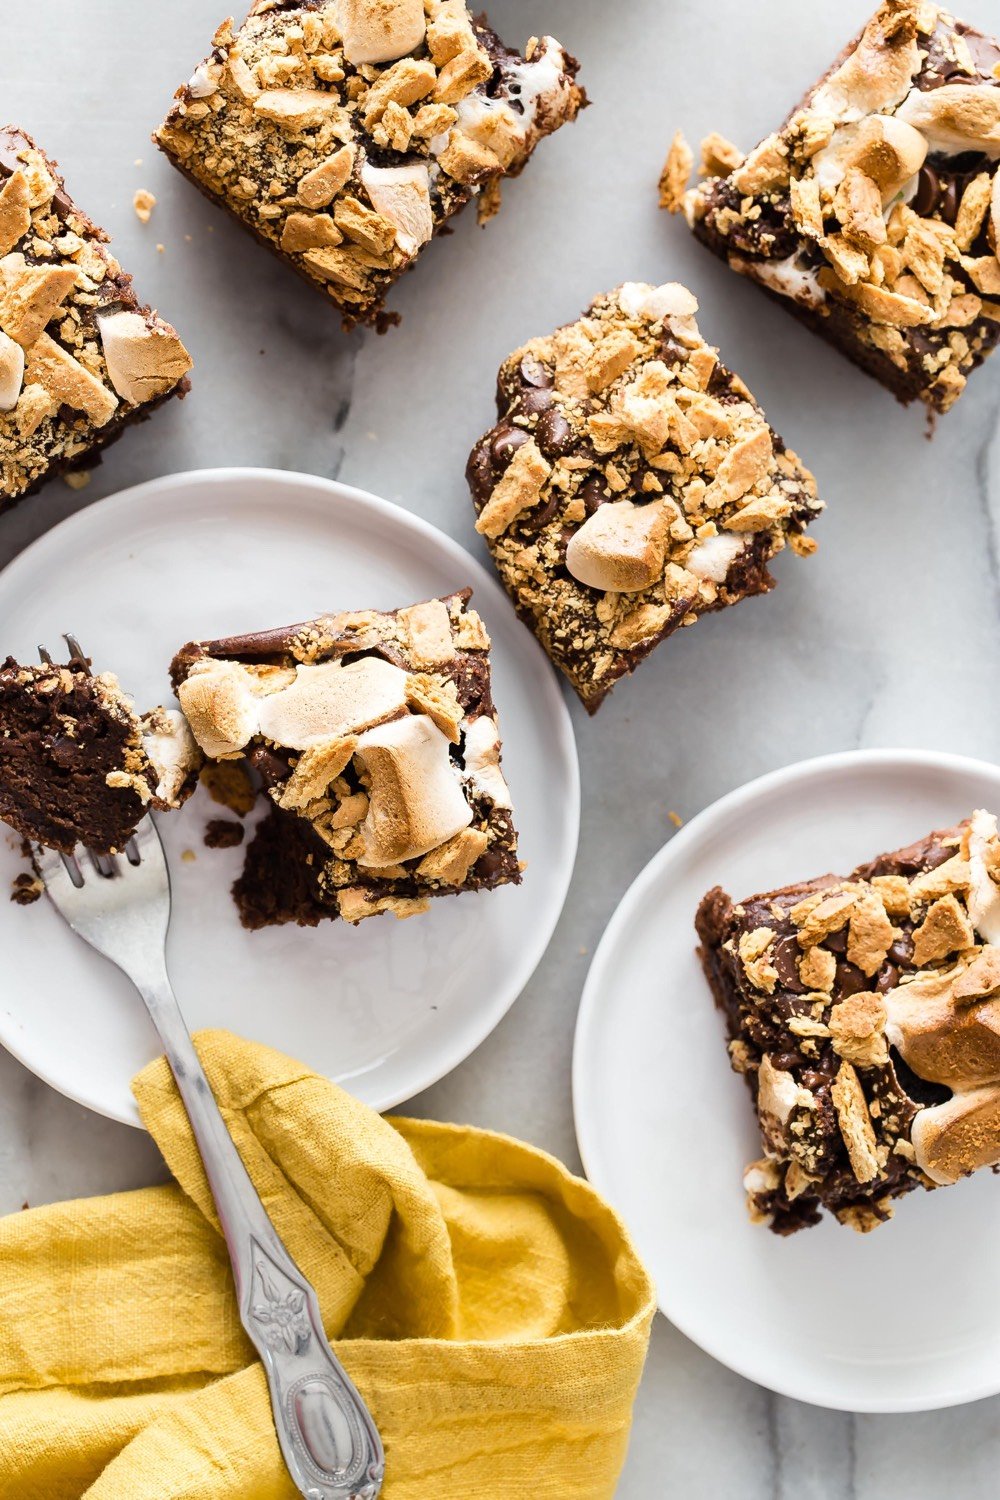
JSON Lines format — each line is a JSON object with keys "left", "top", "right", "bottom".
{"left": 178, "top": 660, "right": 260, "bottom": 760}
{"left": 337, "top": 0, "right": 425, "bottom": 65}
{"left": 968, "top": 808, "right": 1000, "bottom": 943}
{"left": 462, "top": 714, "right": 511, "bottom": 809}
{"left": 811, "top": 16, "right": 920, "bottom": 121}
{"left": 884, "top": 965, "right": 1000, "bottom": 1091}
{"left": 911, "top": 1086, "right": 1000, "bottom": 1186}
{"left": 812, "top": 115, "right": 927, "bottom": 201}
{"left": 0, "top": 329, "right": 24, "bottom": 411}
{"left": 896, "top": 84, "right": 1000, "bottom": 158}
{"left": 355, "top": 713, "right": 472, "bottom": 867}
{"left": 685, "top": 532, "right": 745, "bottom": 583}
{"left": 256, "top": 657, "right": 408, "bottom": 750}
{"left": 142, "top": 709, "right": 201, "bottom": 806}
{"left": 566, "top": 499, "right": 669, "bottom": 594}
{"left": 98, "top": 311, "right": 192, "bottom": 406}
{"left": 360, "top": 163, "right": 433, "bottom": 255}
{"left": 617, "top": 282, "right": 700, "bottom": 344}
{"left": 756, "top": 1055, "right": 816, "bottom": 1156}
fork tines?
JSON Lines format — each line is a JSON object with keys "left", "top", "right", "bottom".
{"left": 36, "top": 635, "right": 141, "bottom": 880}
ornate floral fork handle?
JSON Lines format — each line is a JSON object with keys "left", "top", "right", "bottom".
{"left": 31, "top": 644, "right": 384, "bottom": 1500}
{"left": 142, "top": 960, "right": 384, "bottom": 1500}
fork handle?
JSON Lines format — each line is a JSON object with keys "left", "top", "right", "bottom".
{"left": 138, "top": 967, "right": 385, "bottom": 1500}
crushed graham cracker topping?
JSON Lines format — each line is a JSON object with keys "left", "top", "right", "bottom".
{"left": 171, "top": 589, "right": 520, "bottom": 926}
{"left": 468, "top": 282, "right": 821, "bottom": 712}
{"left": 671, "top": 2, "right": 1000, "bottom": 413}
{"left": 0, "top": 128, "right": 191, "bottom": 505}
{"left": 154, "top": 1, "right": 584, "bottom": 328}
{"left": 698, "top": 809, "right": 1000, "bottom": 1235}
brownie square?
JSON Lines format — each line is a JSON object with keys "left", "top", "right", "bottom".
{"left": 171, "top": 590, "right": 520, "bottom": 928}
{"left": 467, "top": 282, "right": 821, "bottom": 713}
{"left": 0, "top": 127, "right": 191, "bottom": 507}
{"left": 668, "top": 2, "right": 1000, "bottom": 413}
{"left": 697, "top": 811, "right": 1000, "bottom": 1234}
{"left": 154, "top": 0, "right": 584, "bottom": 330}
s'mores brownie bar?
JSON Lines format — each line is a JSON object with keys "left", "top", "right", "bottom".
{"left": 171, "top": 590, "right": 519, "bottom": 928}
{"left": 154, "top": 0, "right": 584, "bottom": 330}
{"left": 697, "top": 812, "right": 1000, "bottom": 1234}
{"left": 667, "top": 2, "right": 1000, "bottom": 413}
{"left": 0, "top": 127, "right": 191, "bottom": 506}
{"left": 467, "top": 282, "right": 821, "bottom": 713}
{"left": 0, "top": 656, "right": 200, "bottom": 855}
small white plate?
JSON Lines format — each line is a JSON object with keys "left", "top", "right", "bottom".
{"left": 0, "top": 468, "right": 579, "bottom": 1125}
{"left": 574, "top": 750, "right": 1000, "bottom": 1413}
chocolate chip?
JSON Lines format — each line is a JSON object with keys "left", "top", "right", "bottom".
{"left": 516, "top": 488, "right": 561, "bottom": 536}
{"left": 490, "top": 423, "right": 530, "bottom": 467}
{"left": 466, "top": 437, "right": 494, "bottom": 506}
{"left": 246, "top": 745, "right": 291, "bottom": 786}
{"left": 516, "top": 385, "right": 554, "bottom": 417}
{"left": 535, "top": 407, "right": 573, "bottom": 458}
{"left": 520, "top": 355, "right": 552, "bottom": 388}
{"left": 913, "top": 165, "right": 940, "bottom": 219}
{"left": 580, "top": 476, "right": 610, "bottom": 514}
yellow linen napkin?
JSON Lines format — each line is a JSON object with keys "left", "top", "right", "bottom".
{"left": 0, "top": 1031, "right": 655, "bottom": 1499}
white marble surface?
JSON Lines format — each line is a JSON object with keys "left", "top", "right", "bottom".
{"left": 3, "top": 0, "right": 1000, "bottom": 1493}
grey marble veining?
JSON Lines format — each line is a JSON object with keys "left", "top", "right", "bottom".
{"left": 3, "top": 1, "right": 1000, "bottom": 1495}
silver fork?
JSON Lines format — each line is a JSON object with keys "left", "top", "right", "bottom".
{"left": 31, "top": 637, "right": 385, "bottom": 1500}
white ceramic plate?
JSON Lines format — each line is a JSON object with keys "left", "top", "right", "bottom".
{"left": 574, "top": 750, "right": 1000, "bottom": 1413}
{"left": 0, "top": 468, "right": 579, "bottom": 1125}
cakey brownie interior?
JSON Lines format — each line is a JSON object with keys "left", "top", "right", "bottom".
{"left": 0, "top": 126, "right": 191, "bottom": 505}
{"left": 468, "top": 282, "right": 821, "bottom": 712}
{"left": 0, "top": 658, "right": 201, "bottom": 854}
{"left": 697, "top": 811, "right": 1000, "bottom": 1233}
{"left": 154, "top": 0, "right": 584, "bottom": 330}
{"left": 171, "top": 590, "right": 520, "bottom": 928}
{"left": 666, "top": 2, "right": 1000, "bottom": 413}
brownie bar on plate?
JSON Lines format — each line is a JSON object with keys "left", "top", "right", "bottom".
{"left": 666, "top": 2, "right": 1000, "bottom": 413}
{"left": 172, "top": 590, "right": 520, "bottom": 927}
{"left": 0, "top": 657, "right": 200, "bottom": 855}
{"left": 154, "top": 0, "right": 584, "bottom": 329}
{"left": 0, "top": 127, "right": 191, "bottom": 505}
{"left": 467, "top": 282, "right": 821, "bottom": 712}
{"left": 697, "top": 811, "right": 1000, "bottom": 1233}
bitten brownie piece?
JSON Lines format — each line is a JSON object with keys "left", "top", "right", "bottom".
{"left": 0, "top": 127, "right": 191, "bottom": 506}
{"left": 665, "top": 2, "right": 1000, "bottom": 414}
{"left": 467, "top": 282, "right": 821, "bottom": 713}
{"left": 154, "top": 0, "right": 583, "bottom": 330}
{"left": 0, "top": 658, "right": 201, "bottom": 854}
{"left": 697, "top": 811, "right": 1000, "bottom": 1234}
{"left": 171, "top": 590, "right": 520, "bottom": 928}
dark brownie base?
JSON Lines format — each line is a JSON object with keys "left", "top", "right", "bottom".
{"left": 0, "top": 658, "right": 150, "bottom": 853}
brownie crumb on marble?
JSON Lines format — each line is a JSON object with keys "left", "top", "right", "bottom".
{"left": 154, "top": 0, "right": 584, "bottom": 330}
{"left": 171, "top": 589, "right": 520, "bottom": 928}
{"left": 467, "top": 281, "right": 821, "bottom": 713}
{"left": 697, "top": 811, "right": 1000, "bottom": 1234}
{"left": 0, "top": 127, "right": 191, "bottom": 506}
{"left": 666, "top": 2, "right": 1000, "bottom": 413}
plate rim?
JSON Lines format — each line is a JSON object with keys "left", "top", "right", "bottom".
{"left": 573, "top": 746, "right": 1000, "bottom": 1414}
{"left": 0, "top": 465, "right": 581, "bottom": 1124}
